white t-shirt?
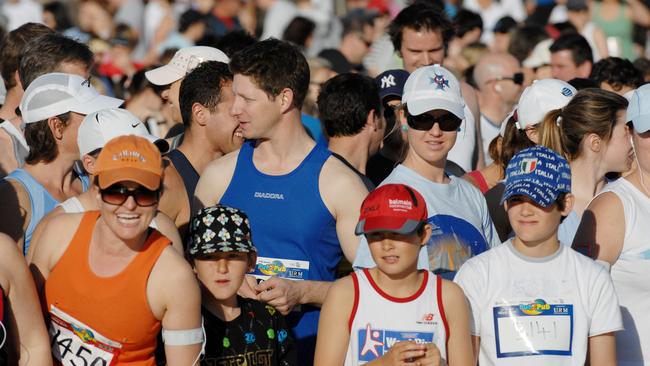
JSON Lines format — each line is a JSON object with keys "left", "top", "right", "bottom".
{"left": 599, "top": 178, "right": 650, "bottom": 366}
{"left": 455, "top": 240, "right": 623, "bottom": 366}
{"left": 447, "top": 104, "right": 477, "bottom": 172}
{"left": 480, "top": 114, "right": 501, "bottom": 166}
{"left": 353, "top": 164, "right": 501, "bottom": 273}
{"left": 345, "top": 269, "right": 447, "bottom": 365}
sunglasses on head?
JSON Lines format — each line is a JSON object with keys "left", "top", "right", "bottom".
{"left": 100, "top": 184, "right": 160, "bottom": 207}
{"left": 406, "top": 111, "right": 463, "bottom": 132}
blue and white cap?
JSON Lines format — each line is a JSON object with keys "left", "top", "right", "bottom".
{"left": 401, "top": 64, "right": 464, "bottom": 120}
{"left": 516, "top": 79, "right": 576, "bottom": 130}
{"left": 375, "top": 69, "right": 410, "bottom": 101}
{"left": 627, "top": 83, "right": 650, "bottom": 133}
{"left": 501, "top": 146, "right": 571, "bottom": 207}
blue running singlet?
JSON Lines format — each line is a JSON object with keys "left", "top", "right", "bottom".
{"left": 220, "top": 138, "right": 340, "bottom": 364}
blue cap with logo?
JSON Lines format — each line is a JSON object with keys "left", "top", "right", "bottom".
{"left": 501, "top": 146, "right": 571, "bottom": 207}
{"left": 375, "top": 69, "right": 410, "bottom": 101}
{"left": 627, "top": 83, "right": 650, "bottom": 133}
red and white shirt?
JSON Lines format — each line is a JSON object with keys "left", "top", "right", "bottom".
{"left": 345, "top": 269, "right": 448, "bottom": 365}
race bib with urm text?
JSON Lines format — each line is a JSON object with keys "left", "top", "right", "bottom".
{"left": 493, "top": 299, "right": 573, "bottom": 358}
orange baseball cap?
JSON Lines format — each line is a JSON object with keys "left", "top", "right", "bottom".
{"left": 94, "top": 135, "right": 163, "bottom": 190}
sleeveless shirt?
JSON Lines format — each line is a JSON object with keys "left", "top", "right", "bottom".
{"left": 345, "top": 269, "right": 448, "bottom": 365}
{"left": 46, "top": 211, "right": 169, "bottom": 365}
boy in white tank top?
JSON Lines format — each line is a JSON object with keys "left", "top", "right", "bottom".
{"left": 314, "top": 184, "right": 473, "bottom": 366}
{"left": 455, "top": 146, "right": 622, "bottom": 366}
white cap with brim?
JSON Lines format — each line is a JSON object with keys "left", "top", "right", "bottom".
{"left": 145, "top": 46, "right": 230, "bottom": 86}
{"left": 401, "top": 64, "right": 465, "bottom": 120}
{"left": 523, "top": 39, "right": 552, "bottom": 69}
{"left": 516, "top": 79, "right": 576, "bottom": 130}
{"left": 628, "top": 84, "right": 650, "bottom": 133}
{"left": 20, "top": 73, "right": 124, "bottom": 124}
{"left": 78, "top": 108, "right": 169, "bottom": 158}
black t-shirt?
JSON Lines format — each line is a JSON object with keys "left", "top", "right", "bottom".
{"left": 366, "top": 152, "right": 397, "bottom": 187}
{"left": 484, "top": 183, "right": 511, "bottom": 242}
{"left": 331, "top": 152, "right": 376, "bottom": 191}
{"left": 202, "top": 297, "right": 297, "bottom": 366}
{"left": 0, "top": 286, "right": 6, "bottom": 366}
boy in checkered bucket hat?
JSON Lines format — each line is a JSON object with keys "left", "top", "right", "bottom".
{"left": 187, "top": 204, "right": 297, "bottom": 365}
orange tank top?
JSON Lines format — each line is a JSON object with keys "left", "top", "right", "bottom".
{"left": 46, "top": 211, "right": 170, "bottom": 366}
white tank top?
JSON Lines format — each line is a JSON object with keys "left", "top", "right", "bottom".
{"left": 600, "top": 178, "right": 650, "bottom": 365}
{"left": 345, "top": 269, "right": 448, "bottom": 365}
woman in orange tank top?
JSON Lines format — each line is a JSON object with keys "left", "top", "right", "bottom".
{"left": 28, "top": 135, "right": 203, "bottom": 366}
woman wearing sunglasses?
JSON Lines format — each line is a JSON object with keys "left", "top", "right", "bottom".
{"left": 353, "top": 64, "right": 500, "bottom": 278}
{"left": 28, "top": 135, "right": 203, "bottom": 366}
{"left": 539, "top": 88, "right": 631, "bottom": 246}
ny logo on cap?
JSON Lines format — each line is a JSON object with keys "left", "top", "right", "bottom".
{"left": 381, "top": 74, "right": 396, "bottom": 89}
{"left": 430, "top": 73, "right": 449, "bottom": 90}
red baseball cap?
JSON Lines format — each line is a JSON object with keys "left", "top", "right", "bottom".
{"left": 355, "top": 184, "right": 428, "bottom": 235}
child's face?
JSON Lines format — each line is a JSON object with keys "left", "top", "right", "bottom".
{"left": 193, "top": 252, "right": 255, "bottom": 301}
{"left": 367, "top": 226, "right": 431, "bottom": 276}
{"left": 505, "top": 195, "right": 572, "bottom": 246}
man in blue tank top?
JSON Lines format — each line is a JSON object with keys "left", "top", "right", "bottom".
{"left": 194, "top": 39, "right": 369, "bottom": 364}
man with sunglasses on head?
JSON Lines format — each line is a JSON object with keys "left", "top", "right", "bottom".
{"left": 0, "top": 73, "right": 123, "bottom": 255}
{"left": 29, "top": 135, "right": 204, "bottom": 366}
{"left": 354, "top": 64, "right": 501, "bottom": 279}
{"left": 474, "top": 53, "right": 524, "bottom": 165}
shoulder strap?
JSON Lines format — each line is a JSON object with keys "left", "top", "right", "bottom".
{"left": 167, "top": 149, "right": 199, "bottom": 205}
{"left": 435, "top": 273, "right": 450, "bottom": 347}
{"left": 348, "top": 272, "right": 360, "bottom": 332}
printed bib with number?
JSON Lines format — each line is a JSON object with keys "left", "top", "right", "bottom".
{"left": 253, "top": 257, "right": 309, "bottom": 281}
{"left": 493, "top": 299, "right": 573, "bottom": 358}
{"left": 357, "top": 323, "right": 435, "bottom": 362}
{"left": 49, "top": 305, "right": 122, "bottom": 366}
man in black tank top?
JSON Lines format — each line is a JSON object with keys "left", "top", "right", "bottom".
{"left": 158, "top": 61, "right": 243, "bottom": 241}
{"left": 318, "top": 73, "right": 384, "bottom": 191}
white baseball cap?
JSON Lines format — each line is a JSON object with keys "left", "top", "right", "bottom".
{"left": 145, "top": 46, "right": 230, "bottom": 86}
{"left": 628, "top": 84, "right": 650, "bottom": 133}
{"left": 20, "top": 73, "right": 124, "bottom": 124}
{"left": 78, "top": 108, "right": 169, "bottom": 158}
{"left": 401, "top": 64, "right": 465, "bottom": 120}
{"left": 523, "top": 39, "right": 552, "bottom": 69}
{"left": 516, "top": 79, "right": 576, "bottom": 130}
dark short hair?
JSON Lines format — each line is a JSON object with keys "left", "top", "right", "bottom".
{"left": 43, "top": 1, "right": 73, "bottom": 31}
{"left": 283, "top": 16, "right": 316, "bottom": 48}
{"left": 591, "top": 57, "right": 643, "bottom": 91}
{"left": 24, "top": 112, "right": 71, "bottom": 165}
{"left": 179, "top": 61, "right": 233, "bottom": 128}
{"left": 0, "top": 23, "right": 52, "bottom": 90}
{"left": 318, "top": 73, "right": 381, "bottom": 137}
{"left": 454, "top": 10, "right": 483, "bottom": 38}
{"left": 229, "top": 39, "right": 309, "bottom": 109}
{"left": 179, "top": 9, "right": 206, "bottom": 33}
{"left": 213, "top": 30, "right": 257, "bottom": 58}
{"left": 508, "top": 25, "right": 548, "bottom": 63}
{"left": 388, "top": 2, "right": 454, "bottom": 53}
{"left": 550, "top": 33, "right": 593, "bottom": 67}
{"left": 19, "top": 33, "right": 94, "bottom": 89}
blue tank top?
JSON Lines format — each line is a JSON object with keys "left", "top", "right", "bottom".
{"left": 220, "top": 138, "right": 340, "bottom": 363}
{"left": 5, "top": 169, "right": 59, "bottom": 255}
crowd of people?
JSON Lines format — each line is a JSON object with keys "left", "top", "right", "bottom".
{"left": 1, "top": 0, "right": 650, "bottom": 365}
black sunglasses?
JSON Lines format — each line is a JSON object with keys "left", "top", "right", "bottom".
{"left": 406, "top": 112, "right": 463, "bottom": 132}
{"left": 100, "top": 185, "right": 160, "bottom": 207}
{"left": 493, "top": 72, "right": 524, "bottom": 86}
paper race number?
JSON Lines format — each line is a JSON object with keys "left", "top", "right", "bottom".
{"left": 49, "top": 306, "right": 122, "bottom": 366}
{"left": 494, "top": 300, "right": 573, "bottom": 358}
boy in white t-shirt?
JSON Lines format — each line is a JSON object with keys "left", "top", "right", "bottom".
{"left": 315, "top": 184, "right": 474, "bottom": 366}
{"left": 455, "top": 146, "right": 622, "bottom": 366}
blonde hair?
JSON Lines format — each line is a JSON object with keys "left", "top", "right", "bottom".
{"left": 539, "top": 88, "right": 628, "bottom": 161}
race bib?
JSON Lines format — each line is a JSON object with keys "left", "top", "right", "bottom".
{"left": 493, "top": 299, "right": 573, "bottom": 358}
{"left": 357, "top": 323, "right": 434, "bottom": 362}
{"left": 49, "top": 306, "right": 122, "bottom": 366}
{"left": 253, "top": 257, "right": 309, "bottom": 281}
